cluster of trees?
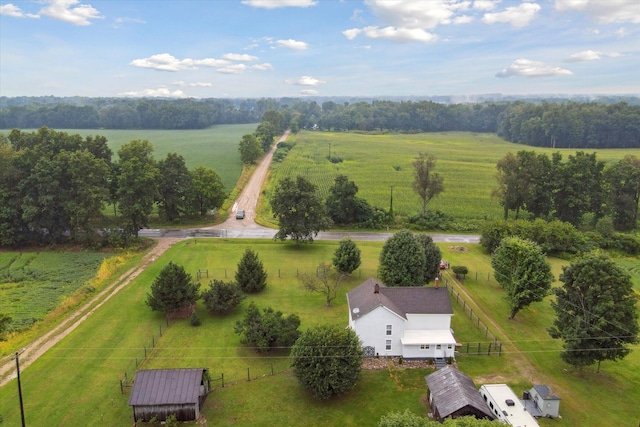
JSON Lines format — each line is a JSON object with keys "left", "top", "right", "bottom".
{"left": 239, "top": 110, "right": 288, "bottom": 164}
{"left": 0, "top": 128, "right": 226, "bottom": 247}
{"left": 497, "top": 101, "right": 640, "bottom": 149}
{"left": 494, "top": 151, "right": 640, "bottom": 230}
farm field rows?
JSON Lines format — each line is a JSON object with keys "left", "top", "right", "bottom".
{"left": 265, "top": 131, "right": 640, "bottom": 222}
{"left": 1, "top": 239, "right": 638, "bottom": 426}
{"left": 1, "top": 124, "right": 258, "bottom": 193}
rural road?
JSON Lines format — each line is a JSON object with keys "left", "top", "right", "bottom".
{"left": 1, "top": 130, "right": 479, "bottom": 384}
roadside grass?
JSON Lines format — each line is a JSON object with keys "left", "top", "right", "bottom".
{"left": 264, "top": 131, "right": 639, "bottom": 222}
{"left": 11, "top": 124, "right": 258, "bottom": 192}
{"left": 1, "top": 239, "right": 638, "bottom": 426}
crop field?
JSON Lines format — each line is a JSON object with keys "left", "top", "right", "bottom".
{"left": 266, "top": 131, "right": 639, "bottom": 221}
{"left": 2, "top": 124, "right": 258, "bottom": 193}
{"left": 0, "top": 251, "right": 111, "bottom": 331}
{"left": 1, "top": 239, "right": 638, "bottom": 426}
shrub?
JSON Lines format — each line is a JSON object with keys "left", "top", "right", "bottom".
{"left": 452, "top": 265, "right": 468, "bottom": 280}
{"left": 202, "top": 279, "right": 245, "bottom": 314}
{"left": 234, "top": 302, "right": 300, "bottom": 353}
{"left": 190, "top": 312, "right": 201, "bottom": 326}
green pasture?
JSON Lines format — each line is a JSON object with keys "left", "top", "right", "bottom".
{"left": 1, "top": 239, "right": 638, "bottom": 426}
{"left": 0, "top": 251, "right": 110, "bottom": 331}
{"left": 2, "top": 124, "right": 258, "bottom": 192}
{"left": 266, "top": 131, "right": 640, "bottom": 221}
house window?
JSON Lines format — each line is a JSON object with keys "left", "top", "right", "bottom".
{"left": 386, "top": 325, "right": 392, "bottom": 335}
{"left": 385, "top": 340, "right": 392, "bottom": 351}
{"left": 436, "top": 344, "right": 442, "bottom": 349}
{"left": 447, "top": 345, "right": 452, "bottom": 349}
{"left": 420, "top": 344, "right": 430, "bottom": 350}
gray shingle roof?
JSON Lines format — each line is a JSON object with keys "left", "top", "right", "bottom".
{"left": 128, "top": 368, "right": 205, "bottom": 406}
{"left": 425, "top": 366, "right": 493, "bottom": 419}
{"left": 533, "top": 384, "right": 561, "bottom": 400}
{"left": 347, "top": 278, "right": 453, "bottom": 321}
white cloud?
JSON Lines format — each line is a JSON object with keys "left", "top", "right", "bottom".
{"left": 616, "top": 27, "right": 627, "bottom": 37}
{"left": 0, "top": 3, "right": 28, "bottom": 17}
{"left": 453, "top": 15, "right": 475, "bottom": 24}
{"left": 276, "top": 39, "right": 309, "bottom": 50}
{"left": 555, "top": 0, "right": 640, "bottom": 24}
{"left": 286, "top": 76, "right": 326, "bottom": 86}
{"left": 216, "top": 64, "right": 248, "bottom": 74}
{"left": 119, "top": 87, "right": 187, "bottom": 97}
{"left": 130, "top": 54, "right": 231, "bottom": 72}
{"left": 39, "top": 0, "right": 102, "bottom": 26}
{"left": 300, "top": 89, "right": 319, "bottom": 96}
{"left": 496, "top": 58, "right": 573, "bottom": 78}
{"left": 252, "top": 63, "right": 274, "bottom": 71}
{"left": 482, "top": 2, "right": 541, "bottom": 28}
{"left": 364, "top": 0, "right": 468, "bottom": 30}
{"left": 172, "top": 81, "right": 213, "bottom": 87}
{"left": 565, "top": 50, "right": 622, "bottom": 62}
{"left": 223, "top": 53, "right": 258, "bottom": 62}
{"left": 112, "top": 17, "right": 146, "bottom": 29}
{"left": 473, "top": 0, "right": 500, "bottom": 11}
{"left": 347, "top": 26, "right": 438, "bottom": 43}
{"left": 242, "top": 0, "right": 317, "bottom": 9}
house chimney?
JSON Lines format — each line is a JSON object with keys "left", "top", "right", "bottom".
{"left": 434, "top": 277, "right": 439, "bottom": 289}
{"left": 374, "top": 283, "right": 380, "bottom": 294}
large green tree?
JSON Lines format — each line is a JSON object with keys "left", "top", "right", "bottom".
{"left": 116, "top": 140, "right": 158, "bottom": 238}
{"left": 325, "top": 175, "right": 372, "bottom": 225}
{"left": 604, "top": 155, "right": 640, "bottom": 230}
{"left": 412, "top": 152, "right": 444, "bottom": 214}
{"left": 414, "top": 233, "right": 442, "bottom": 284}
{"left": 238, "top": 134, "right": 262, "bottom": 164}
{"left": 549, "top": 251, "right": 639, "bottom": 372}
{"left": 146, "top": 262, "right": 199, "bottom": 314}
{"left": 378, "top": 229, "right": 426, "bottom": 287}
{"left": 157, "top": 152, "right": 191, "bottom": 222}
{"left": 234, "top": 302, "right": 301, "bottom": 353}
{"left": 491, "top": 237, "right": 553, "bottom": 319}
{"left": 270, "top": 175, "right": 332, "bottom": 244}
{"left": 187, "top": 166, "right": 227, "bottom": 216}
{"left": 235, "top": 249, "right": 268, "bottom": 293}
{"left": 290, "top": 324, "right": 364, "bottom": 400}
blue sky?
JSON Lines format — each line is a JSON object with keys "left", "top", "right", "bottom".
{"left": 1, "top": 0, "right": 639, "bottom": 98}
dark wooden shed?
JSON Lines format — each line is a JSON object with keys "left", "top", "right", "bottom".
{"left": 425, "top": 366, "right": 494, "bottom": 421}
{"left": 128, "top": 368, "right": 210, "bottom": 422}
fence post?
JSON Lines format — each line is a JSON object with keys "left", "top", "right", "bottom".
{"left": 485, "top": 326, "right": 489, "bottom": 338}
{"left": 469, "top": 308, "right": 473, "bottom": 320}
{"left": 271, "top": 363, "right": 274, "bottom": 375}
{"left": 477, "top": 343, "right": 481, "bottom": 354}
{"left": 135, "top": 358, "right": 138, "bottom": 369}
{"left": 222, "top": 373, "right": 224, "bottom": 388}
{"left": 120, "top": 379, "right": 124, "bottom": 394}
{"left": 247, "top": 368, "right": 250, "bottom": 381}
{"left": 475, "top": 271, "right": 478, "bottom": 280}
{"left": 466, "top": 342, "right": 469, "bottom": 354}
{"left": 152, "top": 336, "right": 155, "bottom": 348}
{"left": 499, "top": 343, "right": 502, "bottom": 356}
{"left": 488, "top": 343, "right": 492, "bottom": 356}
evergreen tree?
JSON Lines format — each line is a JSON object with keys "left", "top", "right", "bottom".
{"left": 146, "top": 262, "right": 199, "bottom": 314}
{"left": 332, "top": 238, "right": 361, "bottom": 274}
{"left": 235, "top": 249, "right": 268, "bottom": 293}
{"left": 201, "top": 279, "right": 244, "bottom": 314}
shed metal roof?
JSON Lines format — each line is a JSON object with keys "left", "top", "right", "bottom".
{"left": 425, "top": 366, "right": 493, "bottom": 419}
{"left": 128, "top": 368, "right": 205, "bottom": 406}
{"left": 347, "top": 278, "right": 453, "bottom": 321}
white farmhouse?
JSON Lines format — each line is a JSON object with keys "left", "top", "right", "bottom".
{"left": 346, "top": 278, "right": 456, "bottom": 359}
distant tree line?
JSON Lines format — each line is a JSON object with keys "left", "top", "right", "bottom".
{"left": 0, "top": 127, "right": 226, "bottom": 247}
{"left": 2, "top": 97, "right": 639, "bottom": 148}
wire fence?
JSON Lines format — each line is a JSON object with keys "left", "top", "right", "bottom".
{"left": 119, "top": 318, "right": 172, "bottom": 394}
{"left": 208, "top": 364, "right": 290, "bottom": 390}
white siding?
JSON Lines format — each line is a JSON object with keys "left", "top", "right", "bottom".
{"left": 351, "top": 306, "right": 405, "bottom": 356}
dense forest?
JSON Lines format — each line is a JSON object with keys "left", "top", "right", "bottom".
{"left": 1, "top": 96, "right": 639, "bottom": 148}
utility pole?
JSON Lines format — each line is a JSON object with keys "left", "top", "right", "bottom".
{"left": 11, "top": 349, "right": 26, "bottom": 427}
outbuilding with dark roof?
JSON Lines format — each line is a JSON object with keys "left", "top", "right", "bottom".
{"left": 425, "top": 366, "right": 494, "bottom": 421}
{"left": 128, "top": 368, "right": 210, "bottom": 422}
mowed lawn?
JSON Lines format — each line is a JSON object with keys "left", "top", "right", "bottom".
{"left": 265, "top": 131, "right": 639, "bottom": 221}
{"left": 2, "top": 124, "right": 258, "bottom": 192}
{"left": 1, "top": 239, "right": 638, "bottom": 426}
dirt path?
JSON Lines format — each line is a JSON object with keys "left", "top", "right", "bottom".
{"left": 0, "top": 237, "right": 182, "bottom": 387}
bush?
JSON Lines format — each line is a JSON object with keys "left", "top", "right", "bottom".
{"left": 190, "top": 312, "right": 201, "bottom": 326}
{"left": 452, "top": 265, "right": 468, "bottom": 280}
{"left": 202, "top": 279, "right": 244, "bottom": 314}
{"left": 234, "top": 302, "right": 300, "bottom": 353}
{"left": 407, "top": 210, "right": 452, "bottom": 231}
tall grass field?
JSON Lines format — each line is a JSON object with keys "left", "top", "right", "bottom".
{"left": 1, "top": 239, "right": 638, "bottom": 426}
{"left": 0, "top": 124, "right": 258, "bottom": 193}
{"left": 266, "top": 131, "right": 639, "bottom": 221}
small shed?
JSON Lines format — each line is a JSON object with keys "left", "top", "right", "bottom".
{"left": 128, "top": 368, "right": 210, "bottom": 422}
{"left": 523, "top": 384, "right": 561, "bottom": 418}
{"left": 425, "top": 366, "right": 494, "bottom": 421}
